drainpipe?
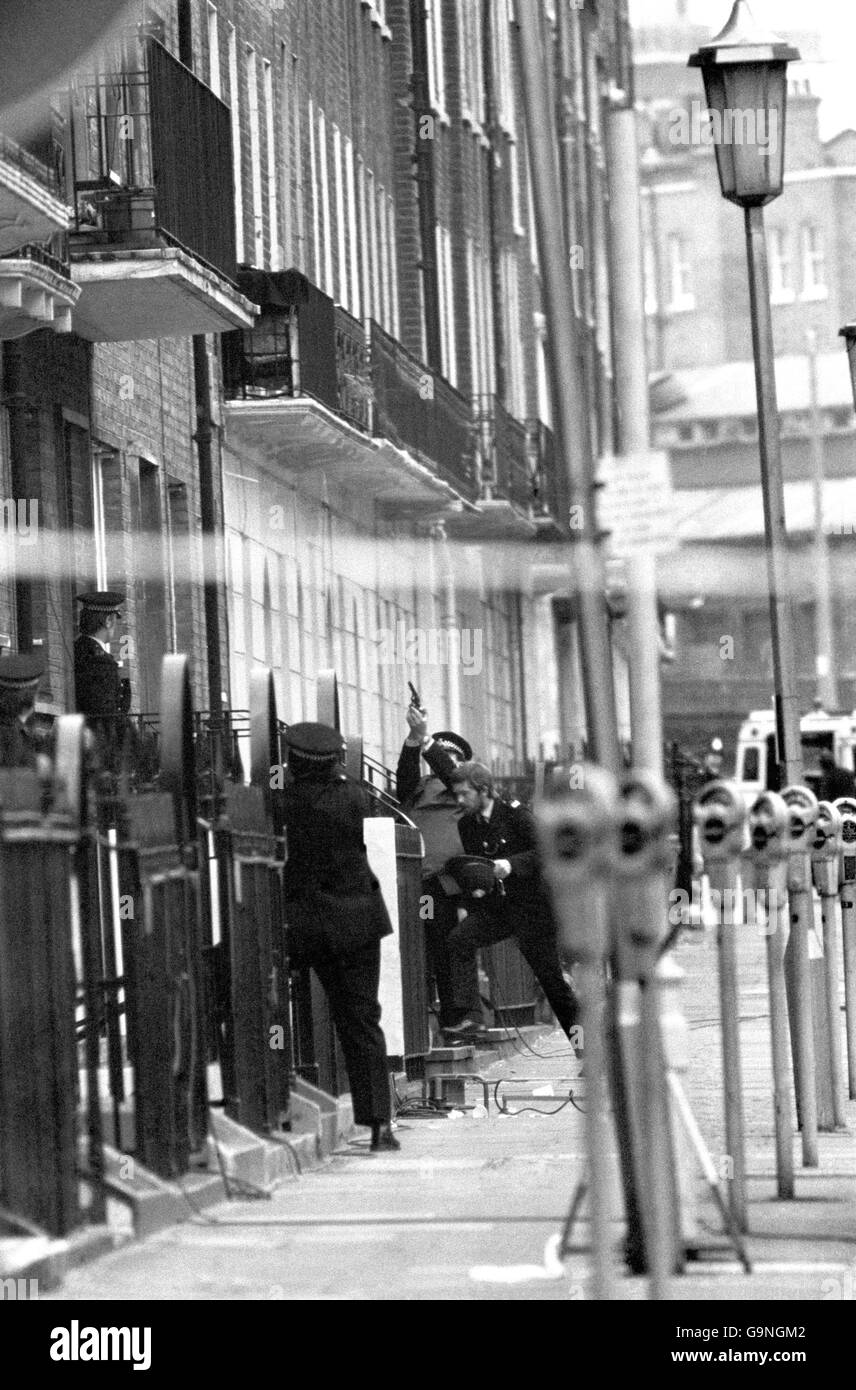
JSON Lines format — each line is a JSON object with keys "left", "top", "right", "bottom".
{"left": 178, "top": 4, "right": 226, "bottom": 740}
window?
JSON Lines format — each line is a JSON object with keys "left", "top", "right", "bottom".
{"left": 367, "top": 168, "right": 380, "bottom": 321}
{"left": 769, "top": 227, "right": 794, "bottom": 304}
{"left": 207, "top": 4, "right": 221, "bottom": 98}
{"left": 263, "top": 59, "right": 279, "bottom": 269}
{"left": 318, "top": 110, "right": 334, "bottom": 297}
{"left": 333, "top": 124, "right": 348, "bottom": 308}
{"left": 436, "top": 224, "right": 457, "bottom": 385}
{"left": 346, "top": 139, "right": 360, "bottom": 318}
{"left": 509, "top": 139, "right": 524, "bottom": 236}
{"left": 227, "top": 25, "right": 244, "bottom": 263}
{"left": 643, "top": 237, "right": 658, "bottom": 315}
{"left": 500, "top": 250, "right": 524, "bottom": 417}
{"left": 467, "top": 238, "right": 495, "bottom": 399}
{"left": 246, "top": 48, "right": 263, "bottom": 265}
{"left": 666, "top": 233, "right": 694, "bottom": 312}
{"left": 492, "top": 0, "right": 515, "bottom": 137}
{"left": 308, "top": 99, "right": 320, "bottom": 284}
{"left": 387, "top": 193, "right": 399, "bottom": 336}
{"left": 800, "top": 224, "right": 827, "bottom": 301}
{"left": 358, "top": 157, "right": 371, "bottom": 321}
{"left": 425, "top": 0, "right": 448, "bottom": 122}
{"left": 458, "top": 0, "right": 486, "bottom": 129}
{"left": 378, "top": 182, "right": 390, "bottom": 330}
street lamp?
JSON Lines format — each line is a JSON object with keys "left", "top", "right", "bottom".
{"left": 689, "top": 1, "right": 802, "bottom": 785}
{"left": 838, "top": 323, "right": 856, "bottom": 405}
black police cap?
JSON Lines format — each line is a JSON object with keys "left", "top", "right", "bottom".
{"left": 285, "top": 721, "right": 346, "bottom": 762}
{"left": 75, "top": 590, "right": 125, "bottom": 616}
{"left": 0, "top": 654, "right": 44, "bottom": 694}
{"left": 432, "top": 730, "right": 472, "bottom": 762}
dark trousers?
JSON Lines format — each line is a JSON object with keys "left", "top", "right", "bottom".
{"left": 312, "top": 941, "right": 391, "bottom": 1126}
{"left": 424, "top": 880, "right": 482, "bottom": 1027}
{"left": 448, "top": 907, "right": 579, "bottom": 1037}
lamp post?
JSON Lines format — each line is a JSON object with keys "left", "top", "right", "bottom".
{"left": 689, "top": 2, "right": 802, "bottom": 786}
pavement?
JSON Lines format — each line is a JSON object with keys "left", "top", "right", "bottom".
{"left": 42, "top": 918, "right": 856, "bottom": 1302}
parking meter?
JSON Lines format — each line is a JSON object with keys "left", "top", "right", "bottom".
{"left": 780, "top": 784, "right": 821, "bottom": 1157}
{"left": 834, "top": 798, "right": 856, "bottom": 1099}
{"left": 611, "top": 770, "right": 676, "bottom": 982}
{"left": 811, "top": 801, "right": 842, "bottom": 899}
{"left": 535, "top": 763, "right": 617, "bottom": 961}
{"left": 745, "top": 790, "right": 794, "bottom": 1198}
{"left": 811, "top": 801, "right": 847, "bottom": 1127}
{"left": 693, "top": 780, "right": 748, "bottom": 1231}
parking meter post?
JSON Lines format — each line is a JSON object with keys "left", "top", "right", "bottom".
{"left": 536, "top": 765, "right": 618, "bottom": 1302}
{"left": 781, "top": 786, "right": 819, "bottom": 1166}
{"left": 812, "top": 802, "right": 846, "bottom": 1129}
{"left": 833, "top": 798, "right": 856, "bottom": 1100}
{"left": 694, "top": 781, "right": 748, "bottom": 1232}
{"left": 613, "top": 771, "right": 682, "bottom": 1299}
{"left": 745, "top": 792, "right": 794, "bottom": 1200}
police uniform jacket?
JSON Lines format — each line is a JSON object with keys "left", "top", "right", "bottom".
{"left": 280, "top": 772, "right": 393, "bottom": 962}
{"left": 0, "top": 715, "right": 37, "bottom": 770}
{"left": 456, "top": 797, "right": 555, "bottom": 935}
{"left": 73, "top": 634, "right": 122, "bottom": 719}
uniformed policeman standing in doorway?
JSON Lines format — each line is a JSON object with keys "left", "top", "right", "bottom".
{"left": 0, "top": 654, "right": 44, "bottom": 769}
{"left": 279, "top": 721, "right": 400, "bottom": 1152}
{"left": 73, "top": 590, "right": 131, "bottom": 762}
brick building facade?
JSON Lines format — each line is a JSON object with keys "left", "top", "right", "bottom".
{"left": 1, "top": 0, "right": 635, "bottom": 774}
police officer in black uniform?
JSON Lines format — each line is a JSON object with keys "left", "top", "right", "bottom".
{"left": 73, "top": 590, "right": 131, "bottom": 763}
{"left": 280, "top": 721, "right": 399, "bottom": 1151}
{"left": 396, "top": 705, "right": 483, "bottom": 1037}
{"left": 0, "top": 654, "right": 44, "bottom": 769}
{"left": 446, "top": 760, "right": 580, "bottom": 1043}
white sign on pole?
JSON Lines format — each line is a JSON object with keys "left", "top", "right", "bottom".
{"left": 597, "top": 450, "right": 677, "bottom": 556}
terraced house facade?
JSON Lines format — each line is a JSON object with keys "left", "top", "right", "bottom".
{"left": 0, "top": 0, "right": 634, "bottom": 775}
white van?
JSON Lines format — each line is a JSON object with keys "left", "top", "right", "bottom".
{"left": 734, "top": 707, "right": 856, "bottom": 807}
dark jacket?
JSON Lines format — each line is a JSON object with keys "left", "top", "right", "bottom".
{"left": 818, "top": 763, "right": 856, "bottom": 803}
{"left": 280, "top": 772, "right": 392, "bottom": 962}
{"left": 0, "top": 715, "right": 37, "bottom": 770}
{"left": 396, "top": 739, "right": 462, "bottom": 885}
{"left": 74, "top": 634, "right": 122, "bottom": 719}
{"left": 456, "top": 796, "right": 555, "bottom": 935}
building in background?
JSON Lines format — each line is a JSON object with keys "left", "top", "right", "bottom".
{"left": 0, "top": 0, "right": 636, "bottom": 777}
{"left": 633, "top": 2, "right": 856, "bottom": 761}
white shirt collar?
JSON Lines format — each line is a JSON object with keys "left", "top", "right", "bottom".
{"left": 91, "top": 635, "right": 110, "bottom": 654}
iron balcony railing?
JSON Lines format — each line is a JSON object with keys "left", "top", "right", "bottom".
{"left": 0, "top": 131, "right": 61, "bottom": 195}
{"left": 526, "top": 418, "right": 568, "bottom": 530}
{"left": 475, "top": 394, "right": 535, "bottom": 512}
{"left": 68, "top": 33, "right": 238, "bottom": 283}
{"left": 222, "top": 269, "right": 371, "bottom": 432}
{"left": 369, "top": 321, "right": 478, "bottom": 501}
{"left": 0, "top": 240, "right": 72, "bottom": 279}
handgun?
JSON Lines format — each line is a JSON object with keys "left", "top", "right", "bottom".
{"left": 408, "top": 681, "right": 422, "bottom": 709}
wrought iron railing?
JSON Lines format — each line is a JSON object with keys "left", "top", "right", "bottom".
{"left": 0, "top": 241, "right": 72, "bottom": 279}
{"left": 369, "top": 321, "right": 478, "bottom": 501}
{"left": 0, "top": 131, "right": 61, "bottom": 194}
{"left": 526, "top": 418, "right": 567, "bottom": 530}
{"left": 475, "top": 394, "right": 534, "bottom": 511}
{"left": 68, "top": 34, "right": 237, "bottom": 283}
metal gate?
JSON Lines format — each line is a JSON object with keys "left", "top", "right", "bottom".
{"left": 0, "top": 718, "right": 96, "bottom": 1236}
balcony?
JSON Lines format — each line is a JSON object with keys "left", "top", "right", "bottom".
{"left": 0, "top": 242, "right": 80, "bottom": 339}
{"left": 0, "top": 134, "right": 68, "bottom": 257}
{"left": 444, "top": 395, "right": 537, "bottom": 539}
{"left": 67, "top": 35, "right": 254, "bottom": 340}
{"left": 223, "top": 269, "right": 477, "bottom": 510}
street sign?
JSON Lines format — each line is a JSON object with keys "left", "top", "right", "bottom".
{"left": 597, "top": 451, "right": 677, "bottom": 556}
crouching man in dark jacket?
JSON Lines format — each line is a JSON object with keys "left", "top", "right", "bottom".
{"left": 446, "top": 760, "right": 580, "bottom": 1046}
{"left": 280, "top": 721, "right": 399, "bottom": 1151}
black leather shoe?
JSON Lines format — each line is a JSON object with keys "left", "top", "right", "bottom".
{"left": 370, "top": 1123, "right": 401, "bottom": 1152}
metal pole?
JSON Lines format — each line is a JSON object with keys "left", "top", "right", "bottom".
{"left": 819, "top": 885, "right": 847, "bottom": 1128}
{"left": 840, "top": 883, "right": 856, "bottom": 1099}
{"left": 807, "top": 328, "right": 838, "bottom": 709}
{"left": 517, "top": 2, "right": 619, "bottom": 775}
{"left": 786, "top": 848, "right": 819, "bottom": 1165}
{"left": 762, "top": 859, "right": 796, "bottom": 1198}
{"left": 743, "top": 205, "right": 803, "bottom": 787}
{"left": 706, "top": 856, "right": 748, "bottom": 1230}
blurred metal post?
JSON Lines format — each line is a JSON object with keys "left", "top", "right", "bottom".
{"left": 516, "top": 2, "right": 619, "bottom": 774}
{"left": 807, "top": 328, "right": 838, "bottom": 709}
